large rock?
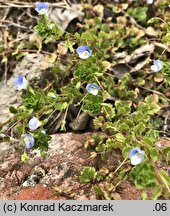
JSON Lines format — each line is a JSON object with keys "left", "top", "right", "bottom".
{"left": 0, "top": 53, "right": 53, "bottom": 123}
{"left": 0, "top": 132, "right": 97, "bottom": 200}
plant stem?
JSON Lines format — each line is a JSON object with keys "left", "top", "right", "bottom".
{"left": 112, "top": 158, "right": 127, "bottom": 175}
{"left": 148, "top": 154, "right": 170, "bottom": 198}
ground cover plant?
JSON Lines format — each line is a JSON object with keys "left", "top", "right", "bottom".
{"left": 0, "top": 0, "right": 170, "bottom": 200}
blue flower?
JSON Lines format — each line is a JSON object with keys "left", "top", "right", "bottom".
{"left": 14, "top": 75, "right": 28, "bottom": 90}
{"left": 76, "top": 46, "right": 92, "bottom": 59}
{"left": 86, "top": 83, "right": 99, "bottom": 95}
{"left": 24, "top": 134, "right": 35, "bottom": 149}
{"left": 151, "top": 60, "right": 163, "bottom": 72}
{"left": 129, "top": 148, "right": 144, "bottom": 165}
{"left": 35, "top": 2, "right": 49, "bottom": 15}
{"left": 29, "top": 117, "right": 40, "bottom": 131}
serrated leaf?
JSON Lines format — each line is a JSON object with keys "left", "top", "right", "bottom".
{"left": 55, "top": 102, "right": 68, "bottom": 110}
{"left": 81, "top": 31, "right": 95, "bottom": 40}
{"left": 150, "top": 148, "right": 160, "bottom": 162}
{"left": 80, "top": 167, "right": 97, "bottom": 183}
{"left": 133, "top": 122, "right": 146, "bottom": 134}
{"left": 115, "top": 133, "right": 126, "bottom": 143}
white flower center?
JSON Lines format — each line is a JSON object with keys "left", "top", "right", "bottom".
{"left": 39, "top": 8, "right": 48, "bottom": 15}
{"left": 82, "top": 51, "right": 89, "bottom": 57}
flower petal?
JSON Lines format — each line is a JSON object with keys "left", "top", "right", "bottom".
{"left": 86, "top": 83, "right": 99, "bottom": 95}
{"left": 29, "top": 117, "right": 40, "bottom": 131}
{"left": 24, "top": 134, "right": 35, "bottom": 149}
{"left": 76, "top": 45, "right": 92, "bottom": 59}
{"left": 35, "top": 2, "right": 49, "bottom": 14}
{"left": 14, "top": 75, "right": 28, "bottom": 90}
{"left": 129, "top": 148, "right": 144, "bottom": 165}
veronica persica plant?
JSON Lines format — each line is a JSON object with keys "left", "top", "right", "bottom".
{"left": 24, "top": 134, "right": 35, "bottom": 149}
{"left": 35, "top": 2, "right": 49, "bottom": 15}
{"left": 129, "top": 148, "right": 144, "bottom": 165}
{"left": 14, "top": 75, "right": 28, "bottom": 90}
{"left": 86, "top": 83, "right": 99, "bottom": 95}
{"left": 29, "top": 117, "right": 40, "bottom": 131}
{"left": 151, "top": 60, "right": 163, "bottom": 72}
{"left": 76, "top": 46, "right": 92, "bottom": 59}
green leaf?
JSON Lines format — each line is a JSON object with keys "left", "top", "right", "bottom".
{"left": 81, "top": 31, "right": 95, "bottom": 41}
{"left": 21, "top": 152, "right": 29, "bottom": 163}
{"left": 9, "top": 106, "right": 18, "bottom": 114}
{"left": 145, "top": 129, "right": 159, "bottom": 143}
{"left": 93, "top": 185, "right": 111, "bottom": 200}
{"left": 127, "top": 7, "right": 147, "bottom": 24}
{"left": 64, "top": 40, "right": 75, "bottom": 53}
{"left": 82, "top": 94, "right": 103, "bottom": 116}
{"left": 115, "top": 100, "right": 131, "bottom": 116}
{"left": 74, "top": 61, "right": 102, "bottom": 81}
{"left": 80, "top": 167, "right": 97, "bottom": 183}
{"left": 34, "top": 131, "right": 51, "bottom": 151}
{"left": 101, "top": 122, "right": 117, "bottom": 133}
{"left": 133, "top": 122, "right": 146, "bottom": 134}
{"left": 98, "top": 31, "right": 109, "bottom": 39}
{"left": 133, "top": 111, "right": 149, "bottom": 123}
{"left": 23, "top": 88, "right": 47, "bottom": 111}
{"left": 95, "top": 143, "right": 107, "bottom": 152}
{"left": 40, "top": 149, "right": 47, "bottom": 158}
{"left": 141, "top": 192, "right": 148, "bottom": 200}
{"left": 122, "top": 146, "right": 132, "bottom": 158}
{"left": 101, "top": 103, "right": 115, "bottom": 120}
{"left": 93, "top": 116, "right": 105, "bottom": 129}
{"left": 130, "top": 163, "right": 157, "bottom": 189}
{"left": 34, "top": 16, "right": 63, "bottom": 43}
{"left": 115, "top": 133, "right": 126, "bottom": 143}
{"left": 93, "top": 185, "right": 104, "bottom": 196}
{"left": 117, "top": 123, "right": 130, "bottom": 132}
{"left": 55, "top": 102, "right": 68, "bottom": 110}
{"left": 150, "top": 148, "right": 160, "bottom": 162}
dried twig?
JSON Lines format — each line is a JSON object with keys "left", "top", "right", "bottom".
{"left": 1, "top": 20, "right": 28, "bottom": 29}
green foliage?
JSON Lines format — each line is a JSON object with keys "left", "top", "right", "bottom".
{"left": 74, "top": 60, "right": 103, "bottom": 81}
{"left": 130, "top": 163, "right": 157, "bottom": 189}
{"left": 34, "top": 15, "right": 63, "bottom": 43}
{"left": 82, "top": 94, "right": 103, "bottom": 116}
{"left": 161, "top": 62, "right": 170, "bottom": 83}
{"left": 80, "top": 167, "right": 97, "bottom": 183}
{"left": 23, "top": 87, "right": 47, "bottom": 111}
{"left": 162, "top": 22, "right": 170, "bottom": 44}
{"left": 127, "top": 7, "right": 147, "bottom": 24}
{"left": 33, "top": 131, "right": 51, "bottom": 155}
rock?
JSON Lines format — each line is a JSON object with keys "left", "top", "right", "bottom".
{"left": 0, "top": 53, "right": 53, "bottom": 124}
{"left": 0, "top": 132, "right": 97, "bottom": 200}
{"left": 0, "top": 142, "right": 15, "bottom": 162}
